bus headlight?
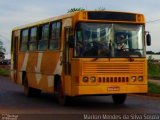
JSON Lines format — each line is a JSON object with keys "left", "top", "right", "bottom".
{"left": 138, "top": 76, "right": 143, "bottom": 81}
{"left": 90, "top": 77, "right": 96, "bottom": 82}
{"left": 131, "top": 76, "right": 136, "bottom": 82}
{"left": 83, "top": 77, "right": 89, "bottom": 83}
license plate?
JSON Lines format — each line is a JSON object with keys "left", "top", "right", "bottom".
{"left": 107, "top": 86, "right": 120, "bottom": 91}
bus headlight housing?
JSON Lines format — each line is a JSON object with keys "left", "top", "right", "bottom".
{"left": 90, "top": 77, "right": 96, "bottom": 82}
{"left": 138, "top": 76, "right": 143, "bottom": 81}
{"left": 83, "top": 77, "right": 89, "bottom": 83}
{"left": 131, "top": 76, "right": 136, "bottom": 82}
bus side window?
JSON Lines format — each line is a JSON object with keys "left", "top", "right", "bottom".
{"left": 29, "top": 27, "right": 37, "bottom": 51}
{"left": 38, "top": 24, "right": 49, "bottom": 51}
{"left": 20, "top": 29, "right": 29, "bottom": 51}
{"left": 49, "top": 21, "right": 61, "bottom": 50}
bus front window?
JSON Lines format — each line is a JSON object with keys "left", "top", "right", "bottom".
{"left": 75, "top": 23, "right": 112, "bottom": 57}
{"left": 75, "top": 23, "right": 145, "bottom": 58}
{"left": 114, "top": 24, "right": 144, "bottom": 57}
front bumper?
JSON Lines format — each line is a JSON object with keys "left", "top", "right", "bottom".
{"left": 72, "top": 84, "right": 148, "bottom": 96}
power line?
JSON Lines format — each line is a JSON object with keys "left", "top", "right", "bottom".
{"left": 146, "top": 19, "right": 160, "bottom": 24}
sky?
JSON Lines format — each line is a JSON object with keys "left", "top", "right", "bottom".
{"left": 0, "top": 0, "right": 160, "bottom": 59}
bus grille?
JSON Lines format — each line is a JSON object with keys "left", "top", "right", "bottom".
{"left": 98, "top": 77, "right": 129, "bottom": 83}
{"left": 82, "top": 62, "right": 144, "bottom": 75}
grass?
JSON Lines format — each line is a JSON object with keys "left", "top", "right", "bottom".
{"left": 148, "top": 62, "right": 160, "bottom": 94}
{"left": 148, "top": 81, "right": 160, "bottom": 94}
{"left": 148, "top": 62, "right": 160, "bottom": 78}
{"left": 0, "top": 69, "right": 10, "bottom": 76}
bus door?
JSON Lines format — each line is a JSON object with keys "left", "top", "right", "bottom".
{"left": 64, "top": 27, "right": 71, "bottom": 75}
{"left": 63, "top": 27, "right": 73, "bottom": 94}
{"left": 12, "top": 31, "right": 19, "bottom": 83}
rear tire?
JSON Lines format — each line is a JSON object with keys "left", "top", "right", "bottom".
{"left": 23, "top": 75, "right": 41, "bottom": 97}
{"left": 112, "top": 94, "right": 127, "bottom": 104}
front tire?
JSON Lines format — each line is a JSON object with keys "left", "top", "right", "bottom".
{"left": 112, "top": 94, "right": 127, "bottom": 104}
{"left": 56, "top": 82, "right": 72, "bottom": 105}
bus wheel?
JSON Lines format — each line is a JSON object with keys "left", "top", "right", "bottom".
{"left": 31, "top": 88, "right": 41, "bottom": 97}
{"left": 23, "top": 76, "right": 41, "bottom": 97}
{"left": 112, "top": 94, "right": 127, "bottom": 104}
{"left": 56, "top": 83, "right": 71, "bottom": 105}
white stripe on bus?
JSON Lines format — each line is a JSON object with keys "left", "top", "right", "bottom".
{"left": 48, "top": 76, "right": 54, "bottom": 88}
{"left": 35, "top": 53, "right": 43, "bottom": 84}
{"left": 21, "top": 53, "right": 29, "bottom": 71}
{"left": 54, "top": 52, "right": 62, "bottom": 75}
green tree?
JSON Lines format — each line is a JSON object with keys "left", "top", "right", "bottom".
{"left": 155, "top": 52, "right": 160, "bottom": 55}
{"left": 67, "top": 8, "right": 85, "bottom": 13}
{"left": 146, "top": 51, "right": 155, "bottom": 54}
{"left": 0, "top": 40, "right": 6, "bottom": 53}
{"left": 0, "top": 39, "right": 6, "bottom": 62}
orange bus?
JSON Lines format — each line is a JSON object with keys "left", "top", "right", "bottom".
{"left": 11, "top": 11, "right": 151, "bottom": 105}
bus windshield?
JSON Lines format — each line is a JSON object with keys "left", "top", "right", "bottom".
{"left": 75, "top": 23, "right": 145, "bottom": 58}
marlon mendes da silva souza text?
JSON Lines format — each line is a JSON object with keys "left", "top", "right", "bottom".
{"left": 83, "top": 114, "right": 160, "bottom": 120}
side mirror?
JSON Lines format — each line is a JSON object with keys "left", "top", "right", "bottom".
{"left": 146, "top": 32, "right": 151, "bottom": 46}
{"left": 68, "top": 35, "right": 74, "bottom": 48}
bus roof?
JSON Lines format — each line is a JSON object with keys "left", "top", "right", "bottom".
{"left": 13, "top": 10, "right": 144, "bottom": 31}
{"left": 12, "top": 11, "right": 79, "bottom": 31}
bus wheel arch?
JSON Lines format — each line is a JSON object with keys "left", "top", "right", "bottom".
{"left": 22, "top": 71, "right": 31, "bottom": 97}
{"left": 22, "top": 71, "right": 27, "bottom": 85}
{"left": 54, "top": 74, "right": 61, "bottom": 92}
{"left": 22, "top": 71, "right": 41, "bottom": 97}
